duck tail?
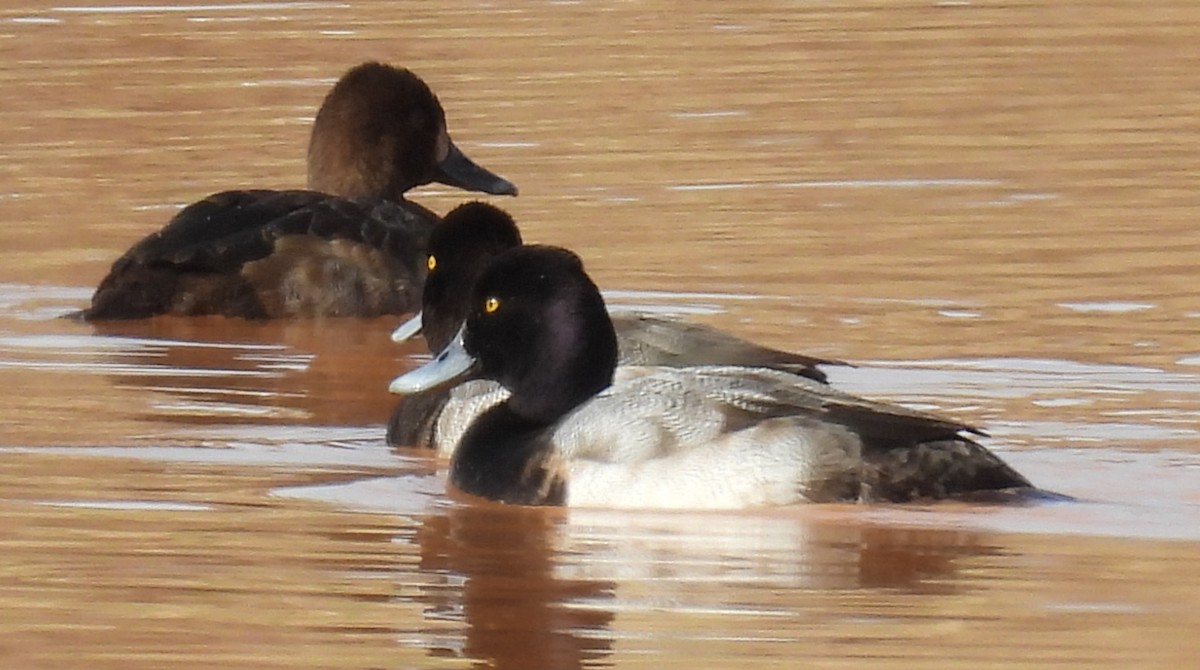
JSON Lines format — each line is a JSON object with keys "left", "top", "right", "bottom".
{"left": 860, "top": 438, "right": 1038, "bottom": 503}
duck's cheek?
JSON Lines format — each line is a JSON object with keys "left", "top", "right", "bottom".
{"left": 432, "top": 125, "right": 451, "bottom": 164}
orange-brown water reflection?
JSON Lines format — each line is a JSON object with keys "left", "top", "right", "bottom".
{"left": 2, "top": 0, "right": 1200, "bottom": 667}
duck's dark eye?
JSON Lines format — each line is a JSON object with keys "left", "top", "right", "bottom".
{"left": 426, "top": 255, "right": 437, "bottom": 271}
{"left": 484, "top": 297, "right": 500, "bottom": 314}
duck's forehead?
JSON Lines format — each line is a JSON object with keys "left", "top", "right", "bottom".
{"left": 430, "top": 213, "right": 521, "bottom": 260}
{"left": 431, "top": 234, "right": 500, "bottom": 266}
{"left": 473, "top": 247, "right": 590, "bottom": 307}
{"left": 478, "top": 263, "right": 543, "bottom": 293}
{"left": 511, "top": 270, "right": 564, "bottom": 301}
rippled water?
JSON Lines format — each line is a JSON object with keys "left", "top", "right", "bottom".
{"left": 2, "top": 1, "right": 1199, "bottom": 668}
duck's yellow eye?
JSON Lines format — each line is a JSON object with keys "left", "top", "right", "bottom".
{"left": 426, "top": 255, "right": 437, "bottom": 271}
{"left": 484, "top": 297, "right": 500, "bottom": 314}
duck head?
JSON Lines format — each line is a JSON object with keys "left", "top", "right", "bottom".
{"left": 391, "top": 201, "right": 523, "bottom": 350}
{"left": 392, "top": 245, "right": 618, "bottom": 424}
{"left": 306, "top": 62, "right": 518, "bottom": 201}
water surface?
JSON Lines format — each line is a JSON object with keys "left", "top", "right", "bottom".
{"left": 1, "top": 1, "right": 1199, "bottom": 668}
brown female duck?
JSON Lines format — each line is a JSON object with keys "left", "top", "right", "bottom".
{"left": 81, "top": 62, "right": 516, "bottom": 320}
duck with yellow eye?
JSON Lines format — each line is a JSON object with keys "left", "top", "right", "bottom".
{"left": 390, "top": 252, "right": 444, "bottom": 342}
{"left": 386, "top": 202, "right": 856, "bottom": 453}
{"left": 391, "top": 201, "right": 841, "bottom": 380}
{"left": 390, "top": 245, "right": 1047, "bottom": 508}
{"left": 391, "top": 202, "right": 525, "bottom": 348}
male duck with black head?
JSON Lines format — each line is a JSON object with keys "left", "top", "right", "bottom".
{"left": 387, "top": 201, "right": 846, "bottom": 450}
{"left": 390, "top": 245, "right": 1044, "bottom": 509}
{"left": 391, "top": 201, "right": 842, "bottom": 380}
{"left": 80, "top": 62, "right": 517, "bottom": 321}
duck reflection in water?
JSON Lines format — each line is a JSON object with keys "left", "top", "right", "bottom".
{"left": 77, "top": 317, "right": 410, "bottom": 429}
{"left": 413, "top": 503, "right": 615, "bottom": 669}
{"left": 402, "top": 500, "right": 1007, "bottom": 668}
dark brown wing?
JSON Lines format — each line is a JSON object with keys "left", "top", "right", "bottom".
{"left": 83, "top": 189, "right": 434, "bottom": 319}
{"left": 688, "top": 366, "right": 1032, "bottom": 501}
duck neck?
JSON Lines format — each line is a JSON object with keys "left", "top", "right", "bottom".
{"left": 451, "top": 404, "right": 567, "bottom": 506}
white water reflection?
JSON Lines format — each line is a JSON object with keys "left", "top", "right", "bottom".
{"left": 668, "top": 178, "right": 1005, "bottom": 192}
{"left": 275, "top": 473, "right": 444, "bottom": 515}
{"left": 265, "top": 442, "right": 1200, "bottom": 543}
{"left": 0, "top": 284, "right": 91, "bottom": 319}
{"left": 1059, "top": 302, "right": 1156, "bottom": 314}
{"left": 51, "top": 2, "right": 345, "bottom": 14}
{"left": 34, "top": 499, "right": 213, "bottom": 511}
{"left": 3, "top": 425, "right": 398, "bottom": 467}
{"left": 829, "top": 357, "right": 1200, "bottom": 399}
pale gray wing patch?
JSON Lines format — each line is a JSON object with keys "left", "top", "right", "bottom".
{"left": 546, "top": 366, "right": 857, "bottom": 464}
{"left": 563, "top": 414, "right": 868, "bottom": 509}
{"left": 550, "top": 371, "right": 728, "bottom": 462}
{"left": 415, "top": 364, "right": 989, "bottom": 506}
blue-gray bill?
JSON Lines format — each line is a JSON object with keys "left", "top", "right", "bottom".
{"left": 389, "top": 327, "right": 476, "bottom": 394}
{"left": 391, "top": 311, "right": 424, "bottom": 342}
